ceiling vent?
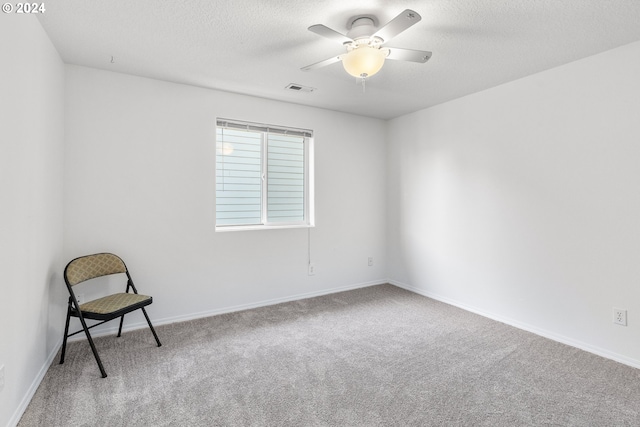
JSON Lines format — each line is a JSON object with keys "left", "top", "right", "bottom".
{"left": 285, "top": 83, "right": 316, "bottom": 93}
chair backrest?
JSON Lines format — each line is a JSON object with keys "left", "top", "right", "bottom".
{"left": 65, "top": 253, "right": 127, "bottom": 286}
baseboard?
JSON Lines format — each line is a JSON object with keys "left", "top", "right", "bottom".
{"left": 389, "top": 279, "right": 640, "bottom": 370}
{"left": 7, "top": 337, "right": 63, "bottom": 427}
{"left": 68, "top": 279, "right": 388, "bottom": 340}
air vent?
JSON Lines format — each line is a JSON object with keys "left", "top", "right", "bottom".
{"left": 285, "top": 83, "right": 316, "bottom": 93}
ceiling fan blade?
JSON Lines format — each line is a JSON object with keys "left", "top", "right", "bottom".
{"left": 308, "top": 24, "right": 353, "bottom": 45}
{"left": 386, "top": 47, "right": 432, "bottom": 63}
{"left": 301, "top": 55, "right": 342, "bottom": 72}
{"left": 373, "top": 9, "right": 421, "bottom": 43}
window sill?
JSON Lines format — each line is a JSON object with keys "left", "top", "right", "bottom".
{"left": 215, "top": 224, "right": 315, "bottom": 232}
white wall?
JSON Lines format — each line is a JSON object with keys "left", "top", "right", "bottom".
{"left": 387, "top": 40, "right": 640, "bottom": 366}
{"left": 64, "top": 65, "right": 387, "bottom": 329}
{"left": 0, "top": 14, "right": 65, "bottom": 427}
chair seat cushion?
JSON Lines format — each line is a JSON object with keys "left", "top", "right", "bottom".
{"left": 80, "top": 293, "right": 152, "bottom": 315}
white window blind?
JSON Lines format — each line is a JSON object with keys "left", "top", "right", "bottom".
{"left": 216, "top": 119, "right": 313, "bottom": 229}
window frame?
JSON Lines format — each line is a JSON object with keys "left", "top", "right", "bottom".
{"left": 215, "top": 118, "right": 315, "bottom": 232}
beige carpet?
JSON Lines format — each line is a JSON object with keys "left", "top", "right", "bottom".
{"left": 18, "top": 284, "right": 640, "bottom": 426}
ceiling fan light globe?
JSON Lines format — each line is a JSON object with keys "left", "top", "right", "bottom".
{"left": 342, "top": 46, "right": 386, "bottom": 78}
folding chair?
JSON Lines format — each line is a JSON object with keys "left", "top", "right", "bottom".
{"left": 59, "top": 252, "right": 161, "bottom": 378}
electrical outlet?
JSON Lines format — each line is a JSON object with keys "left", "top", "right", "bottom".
{"left": 613, "top": 308, "right": 627, "bottom": 326}
{"left": 76, "top": 294, "right": 84, "bottom": 306}
{"left": 368, "top": 257, "right": 373, "bottom": 267}
{"left": 0, "top": 364, "right": 5, "bottom": 392}
{"left": 308, "top": 263, "right": 315, "bottom": 276}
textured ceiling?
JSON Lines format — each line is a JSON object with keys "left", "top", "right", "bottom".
{"left": 38, "top": 0, "right": 640, "bottom": 119}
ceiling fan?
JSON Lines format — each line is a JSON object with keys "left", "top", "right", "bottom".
{"left": 301, "top": 9, "right": 432, "bottom": 81}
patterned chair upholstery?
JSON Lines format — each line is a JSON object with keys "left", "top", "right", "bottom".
{"left": 60, "top": 253, "right": 162, "bottom": 378}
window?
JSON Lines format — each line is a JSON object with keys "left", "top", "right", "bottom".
{"left": 216, "top": 119, "right": 314, "bottom": 230}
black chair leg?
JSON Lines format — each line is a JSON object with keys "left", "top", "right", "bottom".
{"left": 59, "top": 304, "right": 72, "bottom": 364}
{"left": 77, "top": 315, "right": 108, "bottom": 378}
{"left": 117, "top": 315, "right": 125, "bottom": 337}
{"left": 141, "top": 307, "right": 162, "bottom": 347}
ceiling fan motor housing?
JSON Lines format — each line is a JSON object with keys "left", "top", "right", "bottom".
{"left": 347, "top": 17, "right": 377, "bottom": 41}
